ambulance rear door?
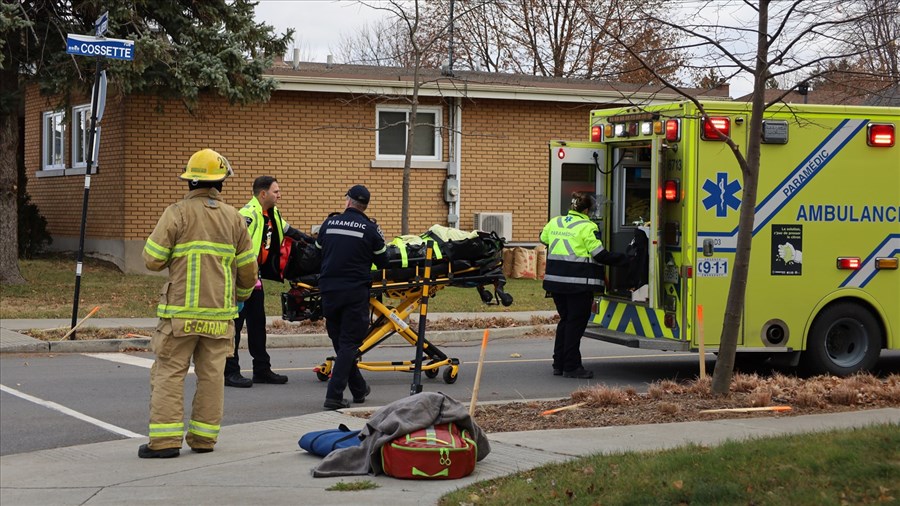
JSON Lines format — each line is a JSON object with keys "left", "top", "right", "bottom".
{"left": 548, "top": 141, "right": 607, "bottom": 221}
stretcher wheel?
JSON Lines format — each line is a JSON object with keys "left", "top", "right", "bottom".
{"left": 316, "top": 370, "right": 329, "bottom": 382}
{"left": 480, "top": 289, "right": 493, "bottom": 303}
{"left": 443, "top": 367, "right": 458, "bottom": 384}
{"left": 424, "top": 365, "right": 439, "bottom": 379}
{"left": 315, "top": 363, "right": 330, "bottom": 382}
{"left": 499, "top": 292, "right": 513, "bottom": 307}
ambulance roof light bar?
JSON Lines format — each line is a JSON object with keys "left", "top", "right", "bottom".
{"left": 702, "top": 117, "right": 730, "bottom": 141}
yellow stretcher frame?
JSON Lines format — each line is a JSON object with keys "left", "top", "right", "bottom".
{"left": 284, "top": 260, "right": 509, "bottom": 385}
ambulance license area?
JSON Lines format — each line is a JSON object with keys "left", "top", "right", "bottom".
{"left": 697, "top": 258, "right": 728, "bottom": 277}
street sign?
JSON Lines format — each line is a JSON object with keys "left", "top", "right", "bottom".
{"left": 90, "top": 70, "right": 108, "bottom": 122}
{"left": 66, "top": 34, "right": 134, "bottom": 61}
{"left": 95, "top": 11, "right": 108, "bottom": 37}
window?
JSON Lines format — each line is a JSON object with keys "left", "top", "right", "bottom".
{"left": 42, "top": 110, "right": 65, "bottom": 170}
{"left": 376, "top": 106, "right": 441, "bottom": 161}
{"left": 72, "top": 104, "right": 91, "bottom": 168}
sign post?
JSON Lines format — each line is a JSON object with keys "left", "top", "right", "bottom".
{"left": 66, "top": 13, "right": 134, "bottom": 338}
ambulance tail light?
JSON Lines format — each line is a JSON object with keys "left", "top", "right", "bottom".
{"left": 663, "top": 179, "right": 680, "bottom": 202}
{"left": 702, "top": 117, "right": 730, "bottom": 140}
{"left": 591, "top": 125, "right": 602, "bottom": 142}
{"left": 836, "top": 257, "right": 860, "bottom": 270}
{"left": 604, "top": 124, "right": 613, "bottom": 138}
{"left": 875, "top": 257, "right": 898, "bottom": 270}
{"left": 867, "top": 123, "right": 895, "bottom": 147}
{"left": 665, "top": 119, "right": 680, "bottom": 142}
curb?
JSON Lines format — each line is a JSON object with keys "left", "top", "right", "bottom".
{"left": 1, "top": 325, "right": 554, "bottom": 354}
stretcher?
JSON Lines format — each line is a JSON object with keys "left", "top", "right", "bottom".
{"left": 281, "top": 242, "right": 512, "bottom": 384}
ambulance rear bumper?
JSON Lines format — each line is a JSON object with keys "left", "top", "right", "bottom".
{"left": 583, "top": 326, "right": 691, "bottom": 351}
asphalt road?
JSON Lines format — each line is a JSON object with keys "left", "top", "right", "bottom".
{"left": 2, "top": 335, "right": 899, "bottom": 457}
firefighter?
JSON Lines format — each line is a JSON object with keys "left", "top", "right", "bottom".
{"left": 139, "top": 149, "right": 257, "bottom": 458}
{"left": 316, "top": 185, "right": 388, "bottom": 410}
{"left": 224, "top": 176, "right": 312, "bottom": 388}
{"left": 540, "top": 192, "right": 627, "bottom": 379}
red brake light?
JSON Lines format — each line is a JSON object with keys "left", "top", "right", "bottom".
{"left": 664, "top": 179, "right": 680, "bottom": 202}
{"left": 837, "top": 257, "right": 860, "bottom": 270}
{"left": 665, "top": 119, "right": 680, "bottom": 142}
{"left": 868, "top": 123, "right": 895, "bottom": 147}
{"left": 702, "top": 117, "right": 730, "bottom": 140}
{"left": 591, "top": 125, "right": 602, "bottom": 142}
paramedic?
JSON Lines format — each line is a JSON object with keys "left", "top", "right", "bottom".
{"left": 140, "top": 149, "right": 257, "bottom": 458}
{"left": 316, "top": 185, "right": 388, "bottom": 410}
{"left": 225, "top": 176, "right": 312, "bottom": 387}
{"left": 540, "top": 192, "right": 627, "bottom": 379}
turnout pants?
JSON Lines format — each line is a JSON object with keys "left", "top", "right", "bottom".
{"left": 225, "top": 288, "right": 272, "bottom": 377}
{"left": 148, "top": 319, "right": 230, "bottom": 451}
{"left": 551, "top": 291, "right": 594, "bottom": 373}
{"left": 322, "top": 286, "right": 369, "bottom": 402}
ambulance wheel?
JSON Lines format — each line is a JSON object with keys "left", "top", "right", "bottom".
{"left": 801, "top": 302, "right": 881, "bottom": 376}
{"left": 424, "top": 366, "right": 439, "bottom": 379}
{"left": 443, "top": 367, "right": 458, "bottom": 384}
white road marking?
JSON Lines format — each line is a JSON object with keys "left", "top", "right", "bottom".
{"left": 84, "top": 353, "right": 194, "bottom": 374}
{"left": 0, "top": 384, "right": 144, "bottom": 439}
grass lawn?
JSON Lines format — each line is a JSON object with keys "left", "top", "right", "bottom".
{"left": 0, "top": 256, "right": 554, "bottom": 319}
{"left": 440, "top": 424, "right": 900, "bottom": 505}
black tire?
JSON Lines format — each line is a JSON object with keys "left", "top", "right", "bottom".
{"left": 424, "top": 365, "right": 439, "bottom": 379}
{"left": 801, "top": 302, "right": 882, "bottom": 376}
{"left": 443, "top": 367, "right": 458, "bottom": 384}
{"left": 316, "top": 370, "right": 330, "bottom": 382}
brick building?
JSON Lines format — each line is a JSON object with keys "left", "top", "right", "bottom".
{"left": 25, "top": 63, "right": 728, "bottom": 273}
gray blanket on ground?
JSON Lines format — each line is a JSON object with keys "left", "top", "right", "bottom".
{"left": 311, "top": 392, "right": 491, "bottom": 477}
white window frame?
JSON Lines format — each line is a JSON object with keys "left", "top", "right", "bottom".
{"left": 71, "top": 104, "right": 91, "bottom": 169}
{"left": 375, "top": 106, "right": 442, "bottom": 162}
{"left": 42, "top": 110, "right": 66, "bottom": 171}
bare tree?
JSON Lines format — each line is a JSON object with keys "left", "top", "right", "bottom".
{"left": 412, "top": 0, "right": 686, "bottom": 83}
{"left": 606, "top": 0, "right": 897, "bottom": 394}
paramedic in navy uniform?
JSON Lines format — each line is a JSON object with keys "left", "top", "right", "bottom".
{"left": 316, "top": 185, "right": 388, "bottom": 410}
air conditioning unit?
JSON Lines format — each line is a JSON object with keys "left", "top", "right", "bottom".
{"left": 474, "top": 212, "right": 512, "bottom": 241}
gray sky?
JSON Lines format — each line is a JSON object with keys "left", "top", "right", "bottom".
{"left": 252, "top": 0, "right": 759, "bottom": 97}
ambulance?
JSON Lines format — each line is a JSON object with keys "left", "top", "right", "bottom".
{"left": 549, "top": 101, "right": 899, "bottom": 376}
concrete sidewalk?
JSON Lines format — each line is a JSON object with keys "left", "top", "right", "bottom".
{"left": 0, "top": 311, "right": 558, "bottom": 354}
{"left": 2, "top": 407, "right": 897, "bottom": 505}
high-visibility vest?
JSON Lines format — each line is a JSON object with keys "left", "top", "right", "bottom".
{"left": 240, "top": 196, "right": 288, "bottom": 261}
{"left": 540, "top": 210, "right": 606, "bottom": 293}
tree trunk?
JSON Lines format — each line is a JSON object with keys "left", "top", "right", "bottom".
{"left": 710, "top": 0, "right": 769, "bottom": 395}
{"left": 0, "top": 66, "right": 26, "bottom": 286}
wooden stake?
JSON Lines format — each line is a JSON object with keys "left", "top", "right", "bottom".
{"left": 59, "top": 306, "right": 101, "bottom": 341}
{"left": 468, "top": 329, "right": 490, "bottom": 418}
{"left": 697, "top": 304, "right": 706, "bottom": 379}
{"left": 541, "top": 402, "right": 587, "bottom": 416}
{"left": 699, "top": 406, "right": 792, "bottom": 414}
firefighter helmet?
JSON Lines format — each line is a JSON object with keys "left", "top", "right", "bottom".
{"left": 179, "top": 149, "right": 233, "bottom": 182}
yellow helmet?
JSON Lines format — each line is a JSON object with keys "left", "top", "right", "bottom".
{"left": 179, "top": 149, "right": 234, "bottom": 182}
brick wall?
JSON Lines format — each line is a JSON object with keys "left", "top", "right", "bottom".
{"left": 27, "top": 87, "right": 597, "bottom": 261}
{"left": 24, "top": 86, "right": 125, "bottom": 241}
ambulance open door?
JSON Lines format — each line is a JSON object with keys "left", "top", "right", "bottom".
{"left": 548, "top": 141, "right": 607, "bottom": 221}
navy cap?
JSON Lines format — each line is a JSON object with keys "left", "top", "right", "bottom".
{"left": 346, "top": 184, "right": 370, "bottom": 205}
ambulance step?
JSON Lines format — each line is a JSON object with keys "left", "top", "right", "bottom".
{"left": 583, "top": 327, "right": 690, "bottom": 351}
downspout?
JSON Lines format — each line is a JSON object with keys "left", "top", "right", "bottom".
{"left": 446, "top": 98, "right": 462, "bottom": 228}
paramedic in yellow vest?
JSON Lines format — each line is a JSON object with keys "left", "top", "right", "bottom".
{"left": 540, "top": 192, "right": 626, "bottom": 380}
{"left": 139, "top": 149, "right": 257, "bottom": 458}
{"left": 224, "top": 176, "right": 312, "bottom": 388}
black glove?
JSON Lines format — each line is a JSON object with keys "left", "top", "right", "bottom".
{"left": 594, "top": 249, "right": 629, "bottom": 266}
{"left": 286, "top": 227, "right": 313, "bottom": 244}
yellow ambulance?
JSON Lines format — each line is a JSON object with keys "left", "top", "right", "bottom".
{"left": 549, "top": 101, "right": 899, "bottom": 375}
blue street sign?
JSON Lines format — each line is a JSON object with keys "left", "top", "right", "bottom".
{"left": 95, "top": 11, "right": 108, "bottom": 37}
{"left": 66, "top": 34, "right": 134, "bottom": 61}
